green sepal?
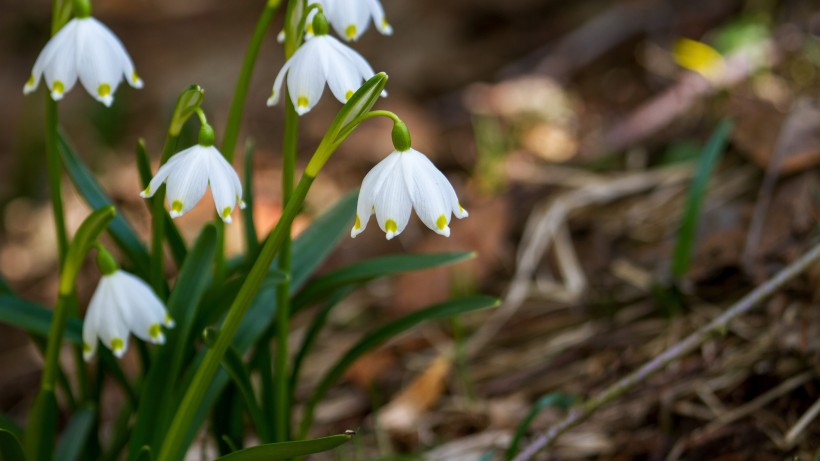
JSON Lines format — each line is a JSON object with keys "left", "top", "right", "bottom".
{"left": 391, "top": 119, "right": 412, "bottom": 151}
{"left": 169, "top": 85, "right": 205, "bottom": 137}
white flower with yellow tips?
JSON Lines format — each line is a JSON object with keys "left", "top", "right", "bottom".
{"left": 140, "top": 143, "right": 245, "bottom": 223}
{"left": 23, "top": 16, "right": 143, "bottom": 106}
{"left": 83, "top": 267, "right": 174, "bottom": 361}
{"left": 324, "top": 0, "right": 393, "bottom": 42}
{"left": 351, "top": 148, "right": 468, "bottom": 240}
{"left": 267, "top": 12, "right": 381, "bottom": 115}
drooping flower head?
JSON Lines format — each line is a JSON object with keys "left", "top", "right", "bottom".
{"left": 279, "top": 0, "right": 392, "bottom": 43}
{"left": 352, "top": 121, "right": 468, "bottom": 240}
{"left": 140, "top": 122, "right": 245, "bottom": 223}
{"left": 83, "top": 247, "right": 174, "bottom": 361}
{"left": 23, "top": 8, "right": 142, "bottom": 106}
{"left": 268, "top": 11, "right": 384, "bottom": 115}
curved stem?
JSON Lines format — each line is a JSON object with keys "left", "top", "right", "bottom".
{"left": 155, "top": 173, "right": 315, "bottom": 461}
{"left": 221, "top": 0, "right": 282, "bottom": 163}
{"left": 355, "top": 109, "right": 402, "bottom": 125}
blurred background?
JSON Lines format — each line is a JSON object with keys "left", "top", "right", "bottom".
{"left": 2, "top": 0, "right": 820, "bottom": 459}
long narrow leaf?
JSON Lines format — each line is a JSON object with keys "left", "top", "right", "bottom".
{"left": 0, "top": 295, "right": 82, "bottom": 343}
{"left": 293, "top": 252, "right": 474, "bottom": 310}
{"left": 59, "top": 133, "right": 150, "bottom": 276}
{"left": 130, "top": 225, "right": 217, "bottom": 458}
{"left": 0, "top": 429, "right": 26, "bottom": 461}
{"left": 300, "top": 295, "right": 499, "bottom": 437}
{"left": 56, "top": 406, "right": 96, "bottom": 461}
{"left": 213, "top": 434, "right": 353, "bottom": 461}
{"left": 672, "top": 119, "right": 732, "bottom": 277}
{"left": 222, "top": 346, "right": 269, "bottom": 442}
{"left": 243, "top": 141, "right": 259, "bottom": 256}
{"left": 505, "top": 393, "right": 576, "bottom": 460}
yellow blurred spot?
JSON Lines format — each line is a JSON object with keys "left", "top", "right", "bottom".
{"left": 26, "top": 74, "right": 35, "bottom": 87}
{"left": 307, "top": 23, "right": 314, "bottom": 35}
{"left": 297, "top": 96, "right": 309, "bottom": 108}
{"left": 83, "top": 342, "right": 91, "bottom": 353}
{"left": 111, "top": 338, "right": 124, "bottom": 353}
{"left": 345, "top": 25, "right": 357, "bottom": 40}
{"left": 674, "top": 37, "right": 725, "bottom": 80}
{"left": 171, "top": 200, "right": 184, "bottom": 213}
{"left": 345, "top": 89, "right": 354, "bottom": 101}
{"left": 381, "top": 19, "right": 390, "bottom": 29}
{"left": 165, "top": 314, "right": 174, "bottom": 325}
{"left": 97, "top": 83, "right": 111, "bottom": 98}
{"left": 149, "top": 323, "right": 162, "bottom": 339}
{"left": 436, "top": 214, "right": 447, "bottom": 230}
{"left": 52, "top": 80, "right": 65, "bottom": 95}
{"left": 132, "top": 71, "right": 140, "bottom": 83}
{"left": 385, "top": 219, "right": 398, "bottom": 234}
{"left": 354, "top": 215, "right": 361, "bottom": 229}
{"left": 222, "top": 206, "right": 232, "bottom": 219}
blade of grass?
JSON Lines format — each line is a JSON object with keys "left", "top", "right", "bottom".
{"left": 213, "top": 434, "right": 353, "bottom": 461}
{"left": 505, "top": 393, "right": 576, "bottom": 460}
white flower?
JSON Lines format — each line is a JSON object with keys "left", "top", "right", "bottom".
{"left": 324, "top": 0, "right": 393, "bottom": 41}
{"left": 23, "top": 17, "right": 143, "bottom": 106}
{"left": 140, "top": 144, "right": 246, "bottom": 223}
{"left": 351, "top": 148, "right": 468, "bottom": 240}
{"left": 83, "top": 270, "right": 174, "bottom": 361}
{"left": 278, "top": 0, "right": 393, "bottom": 43}
{"left": 267, "top": 34, "right": 382, "bottom": 115}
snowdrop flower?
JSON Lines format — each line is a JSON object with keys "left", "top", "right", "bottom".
{"left": 83, "top": 248, "right": 173, "bottom": 361}
{"left": 140, "top": 123, "right": 245, "bottom": 223}
{"left": 278, "top": 0, "right": 392, "bottom": 43}
{"left": 267, "top": 12, "right": 382, "bottom": 115}
{"left": 352, "top": 122, "right": 468, "bottom": 239}
{"left": 23, "top": 13, "right": 143, "bottom": 106}
{"left": 325, "top": 0, "right": 393, "bottom": 41}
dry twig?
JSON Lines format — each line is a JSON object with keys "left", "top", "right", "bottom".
{"left": 511, "top": 242, "right": 820, "bottom": 461}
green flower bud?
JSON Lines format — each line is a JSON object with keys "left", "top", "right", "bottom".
{"left": 198, "top": 123, "right": 216, "bottom": 147}
{"left": 96, "top": 246, "right": 119, "bottom": 276}
{"left": 312, "top": 11, "right": 330, "bottom": 36}
{"left": 74, "top": 0, "right": 92, "bottom": 18}
{"left": 391, "top": 119, "right": 412, "bottom": 152}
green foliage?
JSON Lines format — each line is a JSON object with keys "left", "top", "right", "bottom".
{"left": 55, "top": 406, "right": 95, "bottom": 461}
{"left": 0, "top": 295, "right": 82, "bottom": 343}
{"left": 213, "top": 434, "right": 353, "bottom": 461}
{"left": 506, "top": 393, "right": 576, "bottom": 460}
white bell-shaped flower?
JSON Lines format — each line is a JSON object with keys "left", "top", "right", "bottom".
{"left": 324, "top": 0, "right": 393, "bottom": 41}
{"left": 140, "top": 137, "right": 245, "bottom": 223}
{"left": 23, "top": 16, "right": 143, "bottom": 106}
{"left": 267, "top": 13, "right": 382, "bottom": 115}
{"left": 352, "top": 148, "right": 468, "bottom": 240}
{"left": 279, "top": 0, "right": 392, "bottom": 43}
{"left": 83, "top": 269, "right": 174, "bottom": 361}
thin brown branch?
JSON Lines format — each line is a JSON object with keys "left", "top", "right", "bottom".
{"left": 511, "top": 241, "right": 820, "bottom": 461}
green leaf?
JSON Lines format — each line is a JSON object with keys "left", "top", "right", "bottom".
{"left": 0, "top": 295, "right": 82, "bottom": 344}
{"left": 294, "top": 252, "right": 475, "bottom": 310}
{"left": 0, "top": 277, "right": 13, "bottom": 295}
{"left": 221, "top": 346, "right": 269, "bottom": 441}
{"left": 24, "top": 389, "right": 57, "bottom": 461}
{"left": 59, "top": 133, "right": 150, "bottom": 276}
{"left": 130, "top": 225, "right": 217, "bottom": 459}
{"left": 672, "top": 119, "right": 732, "bottom": 278}
{"left": 243, "top": 141, "right": 259, "bottom": 256}
{"left": 505, "top": 393, "right": 576, "bottom": 460}
{"left": 0, "top": 416, "right": 21, "bottom": 440}
{"left": 212, "top": 434, "right": 353, "bottom": 461}
{"left": 136, "top": 446, "right": 152, "bottom": 461}
{"left": 56, "top": 406, "right": 96, "bottom": 461}
{"left": 0, "top": 429, "right": 26, "bottom": 461}
{"left": 299, "top": 295, "right": 499, "bottom": 437}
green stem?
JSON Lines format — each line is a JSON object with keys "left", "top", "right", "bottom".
{"left": 274, "top": 99, "right": 298, "bottom": 442}
{"left": 46, "top": 99, "right": 68, "bottom": 268}
{"left": 149, "top": 134, "right": 180, "bottom": 298}
{"left": 155, "top": 173, "right": 315, "bottom": 461}
{"left": 221, "top": 0, "right": 282, "bottom": 163}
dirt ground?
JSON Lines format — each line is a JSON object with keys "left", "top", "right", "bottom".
{"left": 1, "top": 0, "right": 820, "bottom": 459}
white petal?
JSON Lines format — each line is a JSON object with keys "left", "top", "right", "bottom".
{"left": 325, "top": 49, "right": 366, "bottom": 104}
{"left": 287, "top": 38, "right": 328, "bottom": 114}
{"left": 82, "top": 276, "right": 107, "bottom": 361}
{"left": 329, "top": 0, "right": 371, "bottom": 41}
{"left": 352, "top": 153, "right": 399, "bottom": 238}
{"left": 140, "top": 152, "right": 186, "bottom": 198}
{"left": 94, "top": 276, "right": 130, "bottom": 358}
{"left": 113, "top": 271, "right": 167, "bottom": 344}
{"left": 366, "top": 0, "right": 393, "bottom": 35}
{"left": 42, "top": 22, "right": 80, "bottom": 101}
{"left": 267, "top": 56, "right": 294, "bottom": 107}
{"left": 76, "top": 19, "right": 123, "bottom": 107}
{"left": 206, "top": 147, "right": 242, "bottom": 223}
{"left": 374, "top": 155, "right": 412, "bottom": 239}
{"left": 401, "top": 149, "right": 452, "bottom": 237}
{"left": 327, "top": 37, "right": 375, "bottom": 81}
{"left": 87, "top": 17, "right": 142, "bottom": 89}
{"left": 165, "top": 146, "right": 210, "bottom": 218}
{"left": 25, "top": 19, "right": 79, "bottom": 95}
